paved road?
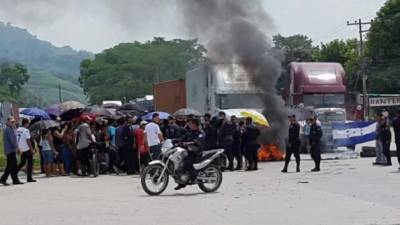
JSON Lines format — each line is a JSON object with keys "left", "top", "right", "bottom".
{"left": 1, "top": 158, "right": 399, "bottom": 225}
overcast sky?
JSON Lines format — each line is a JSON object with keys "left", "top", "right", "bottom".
{"left": 0, "top": 0, "right": 387, "bottom": 53}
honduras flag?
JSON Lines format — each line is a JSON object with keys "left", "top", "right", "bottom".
{"left": 332, "top": 122, "right": 377, "bottom": 147}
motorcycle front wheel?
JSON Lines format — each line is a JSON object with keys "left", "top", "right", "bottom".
{"left": 198, "top": 165, "right": 223, "bottom": 193}
{"left": 141, "top": 164, "right": 169, "bottom": 196}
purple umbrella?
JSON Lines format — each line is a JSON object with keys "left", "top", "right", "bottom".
{"left": 45, "top": 104, "right": 61, "bottom": 117}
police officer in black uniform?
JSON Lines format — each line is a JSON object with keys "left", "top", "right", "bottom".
{"left": 309, "top": 116, "right": 323, "bottom": 172}
{"left": 231, "top": 116, "right": 243, "bottom": 170}
{"left": 203, "top": 113, "right": 218, "bottom": 150}
{"left": 282, "top": 115, "right": 301, "bottom": 173}
{"left": 243, "top": 117, "right": 260, "bottom": 171}
{"left": 217, "top": 112, "right": 236, "bottom": 171}
{"left": 174, "top": 118, "right": 205, "bottom": 190}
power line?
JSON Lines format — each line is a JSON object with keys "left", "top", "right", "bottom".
{"left": 347, "top": 18, "right": 373, "bottom": 120}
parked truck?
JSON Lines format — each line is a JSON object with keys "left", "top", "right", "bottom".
{"left": 153, "top": 64, "right": 263, "bottom": 114}
{"left": 186, "top": 63, "right": 264, "bottom": 114}
{"left": 286, "top": 62, "right": 348, "bottom": 152}
{"left": 153, "top": 79, "right": 186, "bottom": 113}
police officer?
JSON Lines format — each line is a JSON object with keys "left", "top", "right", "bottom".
{"left": 174, "top": 118, "right": 205, "bottom": 190}
{"left": 203, "top": 113, "right": 218, "bottom": 150}
{"left": 282, "top": 115, "right": 301, "bottom": 173}
{"left": 309, "top": 116, "right": 323, "bottom": 172}
{"left": 243, "top": 117, "right": 260, "bottom": 171}
{"left": 231, "top": 116, "right": 243, "bottom": 170}
{"left": 217, "top": 112, "right": 236, "bottom": 171}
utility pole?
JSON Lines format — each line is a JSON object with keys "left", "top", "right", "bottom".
{"left": 347, "top": 19, "right": 372, "bottom": 121}
{"left": 58, "top": 84, "right": 62, "bottom": 103}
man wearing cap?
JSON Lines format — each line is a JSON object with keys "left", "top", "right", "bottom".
{"left": 282, "top": 115, "right": 301, "bottom": 173}
{"left": 1, "top": 117, "right": 23, "bottom": 185}
{"left": 309, "top": 116, "right": 323, "bottom": 172}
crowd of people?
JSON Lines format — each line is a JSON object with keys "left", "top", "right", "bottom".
{"left": 4, "top": 107, "right": 398, "bottom": 186}
{"left": 0, "top": 111, "right": 264, "bottom": 185}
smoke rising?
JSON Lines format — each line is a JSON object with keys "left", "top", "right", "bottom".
{"left": 176, "top": 0, "right": 288, "bottom": 145}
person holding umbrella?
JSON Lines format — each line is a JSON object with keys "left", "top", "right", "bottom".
{"left": 16, "top": 118, "right": 36, "bottom": 182}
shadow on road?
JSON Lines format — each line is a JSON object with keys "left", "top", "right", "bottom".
{"left": 139, "top": 192, "right": 220, "bottom": 198}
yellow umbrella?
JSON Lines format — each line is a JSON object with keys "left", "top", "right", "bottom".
{"left": 240, "top": 110, "right": 270, "bottom": 127}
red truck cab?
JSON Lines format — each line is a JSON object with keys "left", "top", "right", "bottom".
{"left": 287, "top": 62, "right": 346, "bottom": 108}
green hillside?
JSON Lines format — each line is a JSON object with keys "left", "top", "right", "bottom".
{"left": 0, "top": 22, "right": 92, "bottom": 106}
{"left": 24, "top": 70, "right": 87, "bottom": 107}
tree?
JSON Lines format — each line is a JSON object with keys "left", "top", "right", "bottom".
{"left": 366, "top": 0, "right": 400, "bottom": 94}
{"left": 273, "top": 34, "right": 319, "bottom": 63}
{"left": 367, "top": 0, "right": 400, "bottom": 61}
{"left": 80, "top": 38, "right": 206, "bottom": 104}
{"left": 0, "top": 63, "right": 30, "bottom": 102}
{"left": 273, "top": 34, "right": 319, "bottom": 90}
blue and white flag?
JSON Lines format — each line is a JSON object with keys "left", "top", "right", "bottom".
{"left": 332, "top": 122, "right": 377, "bottom": 147}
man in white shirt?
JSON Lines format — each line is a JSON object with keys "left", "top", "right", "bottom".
{"left": 16, "top": 118, "right": 36, "bottom": 182}
{"left": 144, "top": 113, "right": 164, "bottom": 160}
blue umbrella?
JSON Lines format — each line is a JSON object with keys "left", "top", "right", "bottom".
{"left": 21, "top": 108, "right": 51, "bottom": 120}
{"left": 142, "top": 111, "right": 170, "bottom": 121}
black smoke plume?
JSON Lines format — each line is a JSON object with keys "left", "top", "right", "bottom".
{"left": 177, "top": 0, "right": 288, "bottom": 146}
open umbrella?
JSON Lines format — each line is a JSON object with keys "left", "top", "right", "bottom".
{"left": 119, "top": 109, "right": 146, "bottom": 117}
{"left": 21, "top": 108, "right": 51, "bottom": 120}
{"left": 102, "top": 103, "right": 121, "bottom": 110}
{"left": 59, "top": 101, "right": 84, "bottom": 113}
{"left": 45, "top": 104, "right": 61, "bottom": 117}
{"left": 120, "top": 103, "right": 147, "bottom": 112}
{"left": 84, "top": 106, "right": 112, "bottom": 117}
{"left": 29, "top": 120, "right": 59, "bottom": 132}
{"left": 142, "top": 111, "right": 170, "bottom": 121}
{"left": 173, "top": 108, "right": 202, "bottom": 117}
{"left": 240, "top": 110, "right": 270, "bottom": 127}
{"left": 60, "top": 109, "right": 83, "bottom": 121}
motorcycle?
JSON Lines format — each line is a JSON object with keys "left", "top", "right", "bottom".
{"left": 141, "top": 139, "right": 224, "bottom": 196}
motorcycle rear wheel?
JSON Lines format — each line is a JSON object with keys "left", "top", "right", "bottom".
{"left": 198, "top": 165, "right": 223, "bottom": 193}
{"left": 141, "top": 164, "right": 169, "bottom": 196}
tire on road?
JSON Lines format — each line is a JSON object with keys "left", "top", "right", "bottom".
{"left": 198, "top": 165, "right": 223, "bottom": 193}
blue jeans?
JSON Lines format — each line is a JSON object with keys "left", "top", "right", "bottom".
{"left": 62, "top": 144, "right": 73, "bottom": 174}
{"left": 149, "top": 145, "right": 161, "bottom": 160}
{"left": 42, "top": 151, "right": 54, "bottom": 165}
{"left": 375, "top": 140, "right": 386, "bottom": 164}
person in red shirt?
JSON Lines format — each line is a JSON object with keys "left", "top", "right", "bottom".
{"left": 136, "top": 121, "right": 150, "bottom": 171}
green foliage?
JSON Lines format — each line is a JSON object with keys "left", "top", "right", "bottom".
{"left": 21, "top": 69, "right": 87, "bottom": 107}
{"left": 80, "top": 37, "right": 206, "bottom": 104}
{"left": 366, "top": 0, "right": 400, "bottom": 94}
{"left": 273, "top": 34, "right": 319, "bottom": 63}
{"left": 367, "top": 0, "right": 400, "bottom": 61}
{"left": 0, "top": 63, "right": 29, "bottom": 102}
{"left": 0, "top": 22, "right": 92, "bottom": 81}
{"left": 273, "top": 34, "right": 319, "bottom": 90}
{"left": 0, "top": 22, "right": 91, "bottom": 106}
